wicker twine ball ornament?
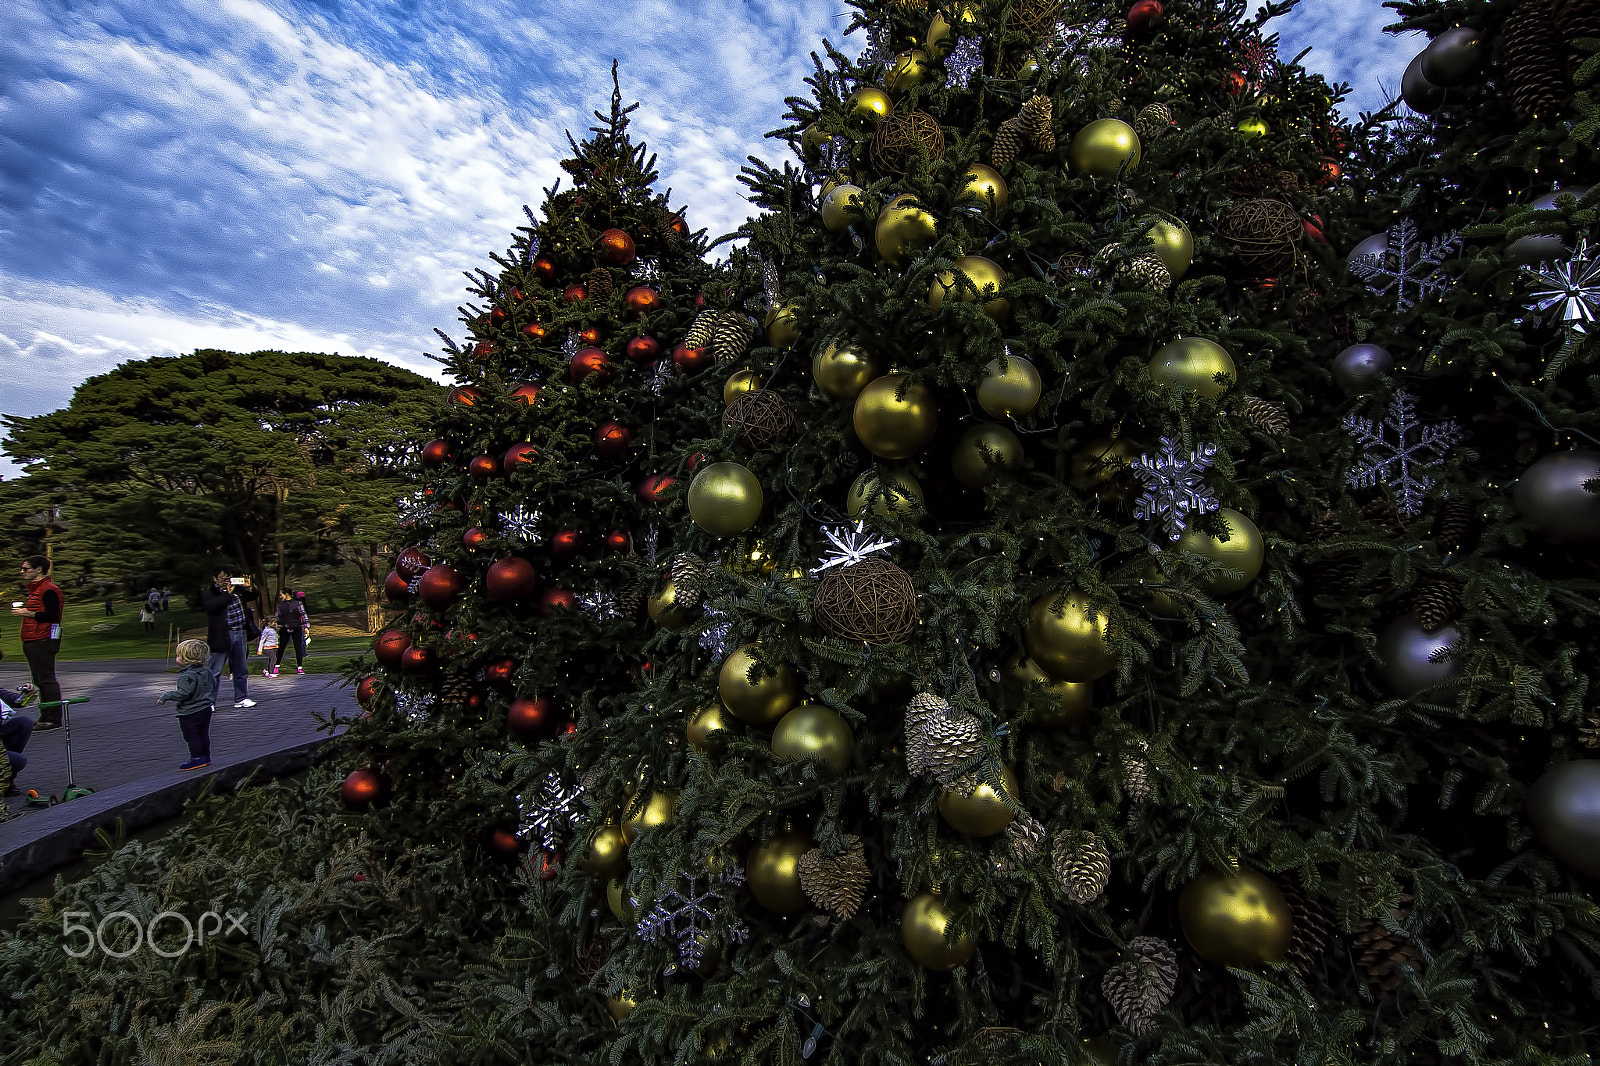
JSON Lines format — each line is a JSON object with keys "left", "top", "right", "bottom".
{"left": 722, "top": 389, "right": 796, "bottom": 449}
{"left": 814, "top": 557, "right": 918, "bottom": 644}
{"left": 871, "top": 110, "right": 947, "bottom": 175}
{"left": 1220, "top": 199, "right": 1302, "bottom": 274}
{"left": 1012, "top": 0, "right": 1065, "bottom": 35}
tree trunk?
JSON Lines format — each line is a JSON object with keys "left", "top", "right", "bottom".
{"left": 361, "top": 546, "right": 387, "bottom": 634}
{"left": 274, "top": 481, "right": 289, "bottom": 598}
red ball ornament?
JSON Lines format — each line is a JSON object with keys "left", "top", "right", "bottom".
{"left": 639, "top": 474, "right": 678, "bottom": 502}
{"left": 447, "top": 385, "right": 482, "bottom": 407}
{"left": 1222, "top": 70, "right": 1247, "bottom": 95}
{"left": 462, "top": 526, "right": 490, "bottom": 551}
{"left": 694, "top": 290, "right": 708, "bottom": 310}
{"left": 373, "top": 629, "right": 412, "bottom": 669}
{"left": 341, "top": 768, "right": 385, "bottom": 809}
{"left": 486, "top": 556, "right": 538, "bottom": 601}
{"left": 356, "top": 675, "right": 382, "bottom": 709}
{"left": 532, "top": 255, "right": 557, "bottom": 281}
{"left": 502, "top": 441, "right": 539, "bottom": 475}
{"left": 1316, "top": 160, "right": 1343, "bottom": 185}
{"left": 466, "top": 691, "right": 487, "bottom": 712}
{"left": 484, "top": 657, "right": 518, "bottom": 688}
{"left": 395, "top": 546, "right": 432, "bottom": 579}
{"left": 604, "top": 529, "right": 631, "bottom": 553}
{"left": 672, "top": 341, "right": 713, "bottom": 373}
{"left": 578, "top": 325, "right": 602, "bottom": 345}
{"left": 598, "top": 228, "right": 637, "bottom": 265}
{"left": 535, "top": 849, "right": 562, "bottom": 880}
{"left": 667, "top": 215, "right": 689, "bottom": 239}
{"left": 509, "top": 381, "right": 541, "bottom": 405}
{"left": 570, "top": 346, "right": 612, "bottom": 384}
{"left": 551, "top": 530, "right": 584, "bottom": 557}
{"left": 508, "top": 696, "right": 559, "bottom": 743}
{"left": 469, "top": 454, "right": 500, "bottom": 481}
{"left": 540, "top": 588, "right": 577, "bottom": 616}
{"left": 1126, "top": 0, "right": 1163, "bottom": 31}
{"left": 384, "top": 571, "right": 411, "bottom": 602}
{"left": 521, "top": 321, "right": 549, "bottom": 341}
{"left": 595, "top": 420, "right": 633, "bottom": 456}
{"left": 1303, "top": 218, "right": 1327, "bottom": 243}
{"left": 400, "top": 645, "right": 436, "bottom": 674}
{"left": 473, "top": 340, "right": 495, "bottom": 357}
{"left": 417, "top": 564, "right": 465, "bottom": 609}
{"left": 421, "top": 439, "right": 452, "bottom": 469}
{"left": 626, "top": 336, "right": 661, "bottom": 362}
{"left": 623, "top": 285, "right": 661, "bottom": 317}
{"left": 686, "top": 451, "right": 707, "bottom": 472}
{"left": 490, "top": 306, "right": 508, "bottom": 324}
{"left": 563, "top": 283, "right": 588, "bottom": 303}
{"left": 489, "top": 828, "right": 522, "bottom": 855}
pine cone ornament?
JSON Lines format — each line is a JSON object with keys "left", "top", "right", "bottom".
{"left": 684, "top": 310, "right": 718, "bottom": 350}
{"left": 1120, "top": 738, "right": 1152, "bottom": 803}
{"left": 1555, "top": 0, "right": 1600, "bottom": 67}
{"left": 1579, "top": 708, "right": 1600, "bottom": 748}
{"left": 586, "top": 267, "right": 615, "bottom": 301}
{"left": 1410, "top": 576, "right": 1461, "bottom": 632}
{"left": 991, "top": 122, "right": 1023, "bottom": 168}
{"left": 1276, "top": 878, "right": 1336, "bottom": 976}
{"left": 1052, "top": 830, "right": 1110, "bottom": 904}
{"left": 1503, "top": 0, "right": 1570, "bottom": 120}
{"left": 991, "top": 95, "right": 1053, "bottom": 167}
{"left": 1101, "top": 937, "right": 1178, "bottom": 1035}
{"left": 1005, "top": 812, "right": 1049, "bottom": 864}
{"left": 1120, "top": 255, "right": 1172, "bottom": 291}
{"left": 1352, "top": 884, "right": 1423, "bottom": 991}
{"left": 905, "top": 693, "right": 983, "bottom": 784}
{"left": 440, "top": 674, "right": 476, "bottom": 710}
{"left": 1434, "top": 497, "right": 1473, "bottom": 551}
{"left": 712, "top": 312, "right": 758, "bottom": 362}
{"left": 1134, "top": 102, "right": 1172, "bottom": 140}
{"left": 798, "top": 835, "right": 870, "bottom": 919}
{"left": 670, "top": 552, "right": 707, "bottom": 599}
{"left": 617, "top": 572, "right": 652, "bottom": 616}
{"left": 1239, "top": 395, "right": 1289, "bottom": 436}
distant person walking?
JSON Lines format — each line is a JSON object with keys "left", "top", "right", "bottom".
{"left": 257, "top": 622, "right": 279, "bottom": 677}
{"left": 146, "top": 586, "right": 160, "bottom": 614}
{"left": 157, "top": 639, "right": 216, "bottom": 771}
{"left": 199, "top": 566, "right": 257, "bottom": 709}
{"left": 13, "top": 555, "right": 64, "bottom": 730}
{"left": 160, "top": 587, "right": 170, "bottom": 612}
{"left": 271, "top": 589, "right": 311, "bottom": 676}
{"left": 103, "top": 597, "right": 114, "bottom": 615}
{"left": 139, "top": 605, "right": 155, "bottom": 633}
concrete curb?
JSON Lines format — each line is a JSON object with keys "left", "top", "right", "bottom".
{"left": 0, "top": 732, "right": 346, "bottom": 896}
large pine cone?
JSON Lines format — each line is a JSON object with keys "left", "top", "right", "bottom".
{"left": 1410, "top": 576, "right": 1461, "bottom": 632}
{"left": 798, "top": 836, "right": 870, "bottom": 919}
{"left": 1503, "top": 0, "right": 1570, "bottom": 120}
{"left": 1351, "top": 885, "right": 1423, "bottom": 991}
{"left": 1101, "top": 937, "right": 1178, "bottom": 1035}
{"left": 905, "top": 693, "right": 983, "bottom": 783}
{"left": 1276, "top": 878, "right": 1336, "bottom": 976}
{"left": 1052, "top": 830, "right": 1111, "bottom": 903}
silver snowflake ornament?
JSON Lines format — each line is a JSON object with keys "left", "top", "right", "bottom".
{"left": 395, "top": 691, "right": 434, "bottom": 725}
{"left": 644, "top": 525, "right": 659, "bottom": 565}
{"left": 1350, "top": 217, "right": 1462, "bottom": 312}
{"left": 518, "top": 772, "right": 584, "bottom": 850}
{"left": 1343, "top": 390, "right": 1463, "bottom": 518}
{"left": 501, "top": 505, "right": 541, "bottom": 544}
{"left": 647, "top": 359, "right": 673, "bottom": 395}
{"left": 577, "top": 586, "right": 621, "bottom": 620}
{"left": 698, "top": 605, "right": 733, "bottom": 659}
{"left": 637, "top": 867, "right": 750, "bottom": 975}
{"left": 946, "top": 36, "right": 983, "bottom": 86}
{"left": 813, "top": 519, "right": 898, "bottom": 574}
{"left": 405, "top": 574, "right": 423, "bottom": 596}
{"left": 563, "top": 330, "right": 579, "bottom": 359}
{"left": 397, "top": 490, "right": 432, "bottom": 530}
{"left": 761, "top": 257, "right": 782, "bottom": 309}
{"left": 1131, "top": 438, "right": 1221, "bottom": 541}
{"left": 1524, "top": 238, "right": 1600, "bottom": 334}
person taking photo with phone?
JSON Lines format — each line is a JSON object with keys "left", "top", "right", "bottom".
{"left": 199, "top": 566, "right": 257, "bottom": 709}
{"left": 12, "top": 555, "right": 64, "bottom": 730}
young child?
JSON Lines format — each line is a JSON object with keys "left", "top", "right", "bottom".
{"left": 157, "top": 639, "right": 217, "bottom": 771}
{"left": 0, "top": 682, "right": 37, "bottom": 818}
{"left": 257, "top": 622, "right": 280, "bottom": 678}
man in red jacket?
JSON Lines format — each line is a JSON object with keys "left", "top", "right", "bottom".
{"left": 13, "top": 555, "right": 64, "bottom": 729}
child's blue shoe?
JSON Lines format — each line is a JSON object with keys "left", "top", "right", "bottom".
{"left": 178, "top": 758, "right": 211, "bottom": 771}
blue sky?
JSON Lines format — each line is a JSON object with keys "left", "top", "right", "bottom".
{"left": 0, "top": 0, "right": 1414, "bottom": 478}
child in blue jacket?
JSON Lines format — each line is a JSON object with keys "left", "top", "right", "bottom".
{"left": 158, "top": 639, "right": 218, "bottom": 771}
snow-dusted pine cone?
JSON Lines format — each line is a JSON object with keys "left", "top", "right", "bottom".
{"left": 1239, "top": 395, "right": 1289, "bottom": 436}
{"left": 1021, "top": 94, "right": 1054, "bottom": 150}
{"left": 684, "top": 310, "right": 718, "bottom": 350}
{"left": 798, "top": 835, "right": 870, "bottom": 919}
{"left": 670, "top": 552, "right": 707, "bottom": 600}
{"left": 1120, "top": 738, "right": 1152, "bottom": 803}
{"left": 991, "top": 121, "right": 1023, "bottom": 168}
{"left": 1052, "top": 830, "right": 1110, "bottom": 904}
{"left": 1134, "top": 102, "right": 1172, "bottom": 140}
{"left": 1578, "top": 708, "right": 1600, "bottom": 748}
{"left": 905, "top": 693, "right": 983, "bottom": 783}
{"left": 1102, "top": 937, "right": 1178, "bottom": 1035}
{"left": 1410, "top": 576, "right": 1461, "bottom": 633}
{"left": 1120, "top": 255, "right": 1172, "bottom": 291}
{"left": 1005, "top": 812, "right": 1049, "bottom": 864}
{"left": 712, "top": 313, "right": 758, "bottom": 362}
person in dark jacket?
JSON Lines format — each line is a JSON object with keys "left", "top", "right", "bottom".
{"left": 198, "top": 566, "right": 256, "bottom": 709}
{"left": 158, "top": 639, "right": 217, "bottom": 770}
{"left": 271, "top": 589, "right": 311, "bottom": 675}
{"left": 13, "top": 555, "right": 64, "bottom": 729}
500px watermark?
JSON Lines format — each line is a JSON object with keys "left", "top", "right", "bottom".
{"left": 62, "top": 909, "right": 249, "bottom": 958}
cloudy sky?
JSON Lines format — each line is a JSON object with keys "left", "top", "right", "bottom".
{"left": 0, "top": 0, "right": 1414, "bottom": 478}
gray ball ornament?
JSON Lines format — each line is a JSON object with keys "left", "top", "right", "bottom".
{"left": 1505, "top": 186, "right": 1592, "bottom": 264}
{"left": 1331, "top": 344, "right": 1394, "bottom": 396}
{"left": 1348, "top": 231, "right": 1391, "bottom": 267}
{"left": 1419, "top": 27, "right": 1484, "bottom": 86}
{"left": 1376, "top": 614, "right": 1460, "bottom": 698}
{"left": 1528, "top": 760, "right": 1600, "bottom": 879}
{"left": 1512, "top": 449, "right": 1600, "bottom": 541}
{"left": 1401, "top": 54, "right": 1444, "bottom": 115}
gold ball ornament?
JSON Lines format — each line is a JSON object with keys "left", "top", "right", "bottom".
{"left": 718, "top": 643, "right": 801, "bottom": 724}
{"left": 976, "top": 355, "right": 1041, "bottom": 417}
{"left": 1070, "top": 119, "right": 1141, "bottom": 177}
{"left": 812, "top": 341, "right": 881, "bottom": 400}
{"left": 1144, "top": 217, "right": 1194, "bottom": 280}
{"left": 1172, "top": 507, "right": 1264, "bottom": 594}
{"left": 604, "top": 990, "right": 638, "bottom": 1023}
{"left": 607, "top": 877, "right": 638, "bottom": 922}
{"left": 722, "top": 368, "right": 764, "bottom": 404}
{"left": 1071, "top": 437, "right": 1138, "bottom": 501}
{"left": 853, "top": 372, "right": 938, "bottom": 459}
{"left": 1024, "top": 589, "right": 1115, "bottom": 682}
{"left": 764, "top": 302, "right": 802, "bottom": 351}
{"left": 886, "top": 49, "right": 932, "bottom": 93}
{"left": 928, "top": 255, "right": 1008, "bottom": 321}
{"left": 950, "top": 423, "right": 1023, "bottom": 488}
{"left": 688, "top": 700, "right": 733, "bottom": 754}
{"left": 688, "top": 462, "right": 764, "bottom": 537}
{"left": 1148, "top": 337, "right": 1236, "bottom": 398}
{"left": 800, "top": 124, "right": 835, "bottom": 163}
{"left": 874, "top": 194, "right": 938, "bottom": 267}
{"left": 845, "top": 86, "right": 893, "bottom": 128}
{"left": 1236, "top": 117, "right": 1269, "bottom": 140}
{"left": 957, "top": 164, "right": 1008, "bottom": 217}
{"left": 819, "top": 183, "right": 866, "bottom": 233}
{"left": 1004, "top": 654, "right": 1092, "bottom": 727}
{"left": 621, "top": 790, "right": 678, "bottom": 843}
{"left": 924, "top": 4, "right": 977, "bottom": 57}
{"left": 771, "top": 703, "right": 855, "bottom": 774}
{"left": 1135, "top": 562, "right": 1181, "bottom": 619}
{"left": 747, "top": 827, "right": 816, "bottom": 913}
{"left": 646, "top": 577, "right": 699, "bottom": 629}
{"left": 901, "top": 891, "right": 977, "bottom": 970}
{"left": 1178, "top": 867, "right": 1294, "bottom": 969}
{"left": 577, "top": 823, "right": 630, "bottom": 881}
{"left": 846, "top": 468, "right": 923, "bottom": 518}
{"left": 938, "top": 764, "right": 1020, "bottom": 836}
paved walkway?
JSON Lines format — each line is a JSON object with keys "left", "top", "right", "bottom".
{"left": 0, "top": 657, "right": 356, "bottom": 892}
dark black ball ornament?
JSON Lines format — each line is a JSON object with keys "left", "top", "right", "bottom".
{"left": 1401, "top": 54, "right": 1444, "bottom": 115}
{"left": 1419, "top": 27, "right": 1483, "bottom": 86}
{"left": 1528, "top": 760, "right": 1600, "bottom": 878}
